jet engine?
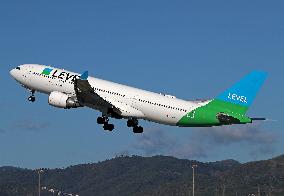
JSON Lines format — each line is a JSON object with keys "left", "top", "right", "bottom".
{"left": 48, "top": 91, "right": 81, "bottom": 109}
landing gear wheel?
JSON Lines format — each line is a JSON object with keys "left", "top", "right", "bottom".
{"left": 127, "top": 119, "right": 138, "bottom": 127}
{"left": 98, "top": 115, "right": 114, "bottom": 131}
{"left": 97, "top": 117, "right": 105, "bottom": 124}
{"left": 27, "top": 90, "right": 36, "bottom": 102}
{"left": 133, "top": 126, "right": 143, "bottom": 133}
{"left": 108, "top": 124, "right": 114, "bottom": 131}
{"left": 28, "top": 96, "right": 35, "bottom": 102}
{"left": 103, "top": 123, "right": 114, "bottom": 131}
{"left": 127, "top": 120, "right": 133, "bottom": 127}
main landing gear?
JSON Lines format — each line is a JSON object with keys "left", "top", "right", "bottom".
{"left": 96, "top": 116, "right": 143, "bottom": 133}
{"left": 28, "top": 90, "right": 36, "bottom": 102}
{"left": 97, "top": 116, "right": 114, "bottom": 131}
{"left": 127, "top": 118, "right": 143, "bottom": 133}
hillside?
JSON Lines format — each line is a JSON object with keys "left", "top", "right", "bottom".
{"left": 0, "top": 155, "right": 283, "bottom": 196}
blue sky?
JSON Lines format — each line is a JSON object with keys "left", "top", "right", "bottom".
{"left": 0, "top": 1, "right": 283, "bottom": 168}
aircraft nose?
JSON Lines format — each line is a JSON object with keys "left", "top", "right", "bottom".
{"left": 10, "top": 69, "right": 16, "bottom": 78}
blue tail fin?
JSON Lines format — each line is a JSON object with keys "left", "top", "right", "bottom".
{"left": 216, "top": 71, "right": 268, "bottom": 110}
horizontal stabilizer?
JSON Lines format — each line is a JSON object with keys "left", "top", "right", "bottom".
{"left": 251, "top": 118, "right": 266, "bottom": 121}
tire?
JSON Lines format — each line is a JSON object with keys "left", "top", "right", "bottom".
{"left": 133, "top": 126, "right": 139, "bottom": 133}
{"left": 127, "top": 119, "right": 138, "bottom": 127}
{"left": 133, "top": 126, "right": 143, "bottom": 133}
{"left": 103, "top": 124, "right": 114, "bottom": 131}
{"left": 127, "top": 120, "right": 133, "bottom": 127}
{"left": 97, "top": 117, "right": 105, "bottom": 124}
{"left": 108, "top": 124, "right": 114, "bottom": 131}
{"left": 103, "top": 124, "right": 109, "bottom": 130}
{"left": 138, "top": 126, "right": 143, "bottom": 133}
{"left": 28, "top": 96, "right": 35, "bottom": 102}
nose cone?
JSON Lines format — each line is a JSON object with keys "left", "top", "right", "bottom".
{"left": 10, "top": 69, "right": 16, "bottom": 78}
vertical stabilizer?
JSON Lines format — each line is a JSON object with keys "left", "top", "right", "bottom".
{"left": 216, "top": 71, "right": 267, "bottom": 114}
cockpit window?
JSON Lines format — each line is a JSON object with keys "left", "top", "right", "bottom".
{"left": 16, "top": 67, "right": 20, "bottom": 70}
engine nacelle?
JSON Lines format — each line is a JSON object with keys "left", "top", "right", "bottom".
{"left": 48, "top": 91, "right": 81, "bottom": 109}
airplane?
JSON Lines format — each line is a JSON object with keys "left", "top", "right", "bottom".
{"left": 10, "top": 64, "right": 267, "bottom": 133}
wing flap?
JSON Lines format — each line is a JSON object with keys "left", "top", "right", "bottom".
{"left": 109, "top": 100, "right": 145, "bottom": 118}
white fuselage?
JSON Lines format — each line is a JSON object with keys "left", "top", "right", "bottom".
{"left": 10, "top": 64, "right": 208, "bottom": 126}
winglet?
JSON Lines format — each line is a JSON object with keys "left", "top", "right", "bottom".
{"left": 80, "top": 71, "right": 88, "bottom": 80}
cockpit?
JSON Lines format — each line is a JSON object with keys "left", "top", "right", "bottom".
{"left": 10, "top": 65, "right": 23, "bottom": 80}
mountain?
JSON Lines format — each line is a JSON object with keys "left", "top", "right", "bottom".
{"left": 0, "top": 155, "right": 283, "bottom": 196}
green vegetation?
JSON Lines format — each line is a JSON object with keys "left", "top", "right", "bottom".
{"left": 0, "top": 155, "right": 283, "bottom": 196}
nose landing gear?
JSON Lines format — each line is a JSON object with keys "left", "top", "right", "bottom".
{"left": 28, "top": 90, "right": 36, "bottom": 102}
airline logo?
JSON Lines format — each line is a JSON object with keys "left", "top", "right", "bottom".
{"left": 228, "top": 93, "right": 247, "bottom": 104}
{"left": 41, "top": 67, "right": 80, "bottom": 82}
{"left": 42, "top": 68, "right": 53, "bottom": 75}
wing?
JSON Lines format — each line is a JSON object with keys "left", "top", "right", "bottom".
{"left": 73, "top": 71, "right": 144, "bottom": 119}
{"left": 74, "top": 71, "right": 121, "bottom": 117}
